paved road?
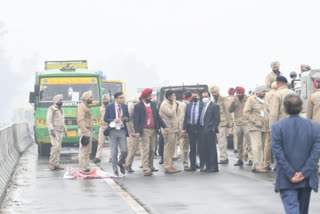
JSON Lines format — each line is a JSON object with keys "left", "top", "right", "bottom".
{"left": 2, "top": 143, "right": 320, "bottom": 214}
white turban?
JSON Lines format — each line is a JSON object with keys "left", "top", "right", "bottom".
{"left": 102, "top": 94, "right": 110, "bottom": 100}
{"left": 131, "top": 96, "right": 140, "bottom": 104}
{"left": 81, "top": 90, "right": 92, "bottom": 101}
{"left": 270, "top": 61, "right": 280, "bottom": 68}
{"left": 53, "top": 94, "right": 63, "bottom": 104}
{"left": 255, "top": 85, "right": 266, "bottom": 94}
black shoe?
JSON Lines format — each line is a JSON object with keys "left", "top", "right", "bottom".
{"left": 83, "top": 169, "right": 91, "bottom": 172}
{"left": 246, "top": 160, "right": 253, "bottom": 166}
{"left": 233, "top": 150, "right": 238, "bottom": 154}
{"left": 234, "top": 160, "right": 243, "bottom": 166}
{"left": 265, "top": 166, "right": 272, "bottom": 171}
{"left": 159, "top": 158, "right": 164, "bottom": 165}
{"left": 151, "top": 168, "right": 159, "bottom": 172}
{"left": 218, "top": 159, "right": 229, "bottom": 164}
{"left": 93, "top": 158, "right": 101, "bottom": 164}
{"left": 126, "top": 166, "right": 134, "bottom": 173}
{"left": 114, "top": 171, "right": 119, "bottom": 176}
{"left": 195, "top": 164, "right": 200, "bottom": 169}
{"left": 185, "top": 167, "right": 196, "bottom": 171}
{"left": 206, "top": 169, "right": 219, "bottom": 173}
{"left": 118, "top": 163, "right": 125, "bottom": 175}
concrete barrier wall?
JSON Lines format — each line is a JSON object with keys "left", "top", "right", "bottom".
{"left": 0, "top": 123, "right": 34, "bottom": 202}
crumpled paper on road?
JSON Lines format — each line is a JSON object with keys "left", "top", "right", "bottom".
{"left": 63, "top": 167, "right": 120, "bottom": 179}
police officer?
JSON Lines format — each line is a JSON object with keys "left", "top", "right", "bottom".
{"left": 210, "top": 86, "right": 232, "bottom": 164}
{"left": 47, "top": 94, "right": 67, "bottom": 170}
{"left": 94, "top": 94, "right": 110, "bottom": 163}
{"left": 76, "top": 90, "right": 94, "bottom": 172}
{"left": 243, "top": 85, "right": 267, "bottom": 173}
{"left": 269, "top": 76, "right": 295, "bottom": 129}
{"left": 265, "top": 61, "right": 282, "bottom": 89}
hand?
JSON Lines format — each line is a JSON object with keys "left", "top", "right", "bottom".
{"left": 172, "top": 97, "right": 177, "bottom": 104}
{"left": 135, "top": 133, "right": 141, "bottom": 138}
{"left": 290, "top": 172, "right": 305, "bottom": 183}
{"left": 234, "top": 96, "right": 239, "bottom": 102}
{"left": 65, "top": 131, "right": 68, "bottom": 137}
{"left": 114, "top": 119, "right": 121, "bottom": 123}
{"left": 130, "top": 133, "right": 136, "bottom": 137}
{"left": 122, "top": 116, "right": 128, "bottom": 121}
{"left": 164, "top": 128, "right": 169, "bottom": 132}
{"left": 50, "top": 130, "right": 56, "bottom": 137}
{"left": 181, "top": 130, "right": 187, "bottom": 136}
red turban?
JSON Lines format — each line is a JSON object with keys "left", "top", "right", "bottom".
{"left": 228, "top": 88, "right": 235, "bottom": 95}
{"left": 141, "top": 88, "right": 153, "bottom": 99}
{"left": 314, "top": 79, "right": 320, "bottom": 89}
{"left": 235, "top": 87, "right": 245, "bottom": 93}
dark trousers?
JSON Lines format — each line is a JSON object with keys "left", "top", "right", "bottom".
{"left": 280, "top": 188, "right": 311, "bottom": 214}
{"left": 199, "top": 128, "right": 218, "bottom": 170}
{"left": 158, "top": 132, "right": 164, "bottom": 158}
{"left": 187, "top": 126, "right": 201, "bottom": 168}
{"left": 109, "top": 129, "right": 128, "bottom": 173}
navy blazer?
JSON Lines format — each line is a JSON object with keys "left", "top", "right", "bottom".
{"left": 133, "top": 101, "right": 167, "bottom": 135}
{"left": 271, "top": 115, "right": 320, "bottom": 192}
{"left": 104, "top": 103, "right": 130, "bottom": 136}
{"left": 201, "top": 102, "right": 220, "bottom": 134}
{"left": 183, "top": 101, "right": 204, "bottom": 132}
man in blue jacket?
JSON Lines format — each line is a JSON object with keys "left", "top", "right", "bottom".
{"left": 104, "top": 92, "right": 130, "bottom": 176}
{"left": 272, "top": 94, "right": 320, "bottom": 214}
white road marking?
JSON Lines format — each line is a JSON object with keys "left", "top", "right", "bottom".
{"left": 93, "top": 164, "right": 149, "bottom": 214}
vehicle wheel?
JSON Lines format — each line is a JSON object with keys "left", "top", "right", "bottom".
{"left": 38, "top": 143, "right": 51, "bottom": 156}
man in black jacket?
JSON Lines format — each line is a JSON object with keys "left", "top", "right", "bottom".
{"left": 133, "top": 88, "right": 167, "bottom": 176}
{"left": 199, "top": 91, "right": 220, "bottom": 172}
{"left": 182, "top": 91, "right": 204, "bottom": 171}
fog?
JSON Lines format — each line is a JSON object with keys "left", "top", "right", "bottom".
{"left": 1, "top": 0, "right": 320, "bottom": 122}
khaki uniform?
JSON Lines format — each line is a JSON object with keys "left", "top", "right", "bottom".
{"left": 265, "top": 71, "right": 282, "bottom": 89}
{"left": 76, "top": 102, "right": 94, "bottom": 171}
{"left": 159, "top": 99, "right": 179, "bottom": 171}
{"left": 306, "top": 89, "right": 320, "bottom": 172}
{"left": 269, "top": 86, "right": 295, "bottom": 129}
{"left": 47, "top": 104, "right": 67, "bottom": 167}
{"left": 215, "top": 96, "right": 232, "bottom": 161}
{"left": 262, "top": 89, "right": 276, "bottom": 168}
{"left": 125, "top": 104, "right": 141, "bottom": 168}
{"left": 177, "top": 100, "right": 189, "bottom": 167}
{"left": 243, "top": 96, "right": 267, "bottom": 169}
{"left": 226, "top": 95, "right": 237, "bottom": 150}
{"left": 229, "top": 95, "right": 252, "bottom": 161}
{"left": 96, "top": 105, "right": 108, "bottom": 159}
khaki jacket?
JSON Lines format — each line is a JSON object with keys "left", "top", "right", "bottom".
{"left": 46, "top": 104, "right": 67, "bottom": 132}
{"left": 229, "top": 95, "right": 248, "bottom": 126}
{"left": 99, "top": 105, "right": 108, "bottom": 129}
{"left": 76, "top": 102, "right": 93, "bottom": 136}
{"left": 263, "top": 89, "right": 276, "bottom": 131}
{"left": 127, "top": 104, "right": 136, "bottom": 135}
{"left": 243, "top": 96, "right": 266, "bottom": 132}
{"left": 159, "top": 99, "right": 179, "bottom": 134}
{"left": 265, "top": 71, "right": 282, "bottom": 88}
{"left": 307, "top": 89, "right": 320, "bottom": 125}
{"left": 215, "top": 96, "right": 232, "bottom": 128}
{"left": 177, "top": 100, "right": 188, "bottom": 131}
{"left": 269, "top": 86, "right": 294, "bottom": 129}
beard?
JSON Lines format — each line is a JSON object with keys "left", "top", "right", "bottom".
{"left": 145, "top": 98, "right": 152, "bottom": 103}
{"left": 87, "top": 100, "right": 93, "bottom": 104}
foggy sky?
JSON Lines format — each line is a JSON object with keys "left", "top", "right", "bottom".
{"left": 1, "top": 0, "right": 320, "bottom": 121}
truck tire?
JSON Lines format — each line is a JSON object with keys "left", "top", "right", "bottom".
{"left": 38, "top": 142, "right": 51, "bottom": 156}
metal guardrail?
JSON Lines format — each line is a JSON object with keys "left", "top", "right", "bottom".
{"left": 0, "top": 123, "right": 34, "bottom": 202}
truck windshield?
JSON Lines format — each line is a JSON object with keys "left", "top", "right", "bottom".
{"left": 39, "top": 77, "right": 100, "bottom": 107}
{"left": 102, "top": 82, "right": 122, "bottom": 96}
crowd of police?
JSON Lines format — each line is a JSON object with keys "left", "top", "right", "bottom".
{"left": 45, "top": 61, "right": 320, "bottom": 177}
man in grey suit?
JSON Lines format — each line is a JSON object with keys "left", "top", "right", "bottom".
{"left": 272, "top": 94, "right": 320, "bottom": 214}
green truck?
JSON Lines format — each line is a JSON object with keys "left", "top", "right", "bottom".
{"left": 29, "top": 60, "right": 103, "bottom": 156}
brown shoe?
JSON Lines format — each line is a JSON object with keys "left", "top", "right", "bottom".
{"left": 144, "top": 171, "right": 153, "bottom": 176}
{"left": 55, "top": 166, "right": 64, "bottom": 170}
{"left": 252, "top": 168, "right": 267, "bottom": 173}
{"left": 165, "top": 168, "right": 181, "bottom": 174}
{"left": 48, "top": 165, "right": 55, "bottom": 170}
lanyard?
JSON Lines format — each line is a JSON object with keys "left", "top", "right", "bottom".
{"left": 116, "top": 104, "right": 122, "bottom": 118}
